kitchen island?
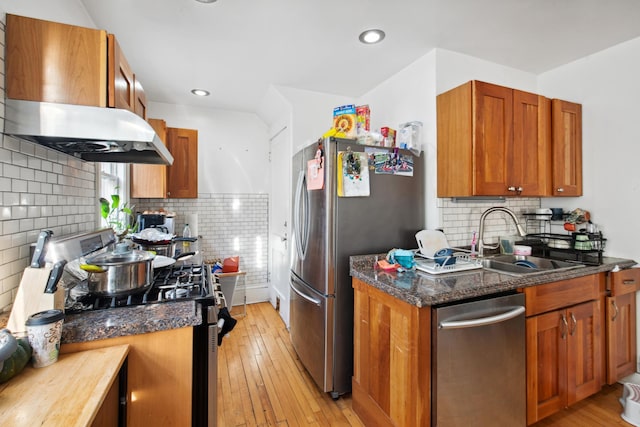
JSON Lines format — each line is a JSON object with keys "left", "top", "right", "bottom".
{"left": 349, "top": 254, "right": 637, "bottom": 426}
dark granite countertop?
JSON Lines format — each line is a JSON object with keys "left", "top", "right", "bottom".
{"left": 61, "top": 300, "right": 202, "bottom": 344}
{"left": 350, "top": 254, "right": 637, "bottom": 307}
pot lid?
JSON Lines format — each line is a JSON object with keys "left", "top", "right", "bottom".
{"left": 86, "top": 246, "right": 154, "bottom": 266}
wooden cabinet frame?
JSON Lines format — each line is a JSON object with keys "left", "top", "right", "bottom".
{"left": 352, "top": 278, "right": 431, "bottom": 426}
{"left": 605, "top": 269, "right": 640, "bottom": 384}
{"left": 523, "top": 274, "right": 604, "bottom": 425}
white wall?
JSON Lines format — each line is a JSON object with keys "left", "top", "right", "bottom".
{"left": 0, "top": 0, "right": 95, "bottom": 27}
{"left": 357, "top": 51, "right": 438, "bottom": 228}
{"left": 148, "top": 102, "right": 270, "bottom": 194}
{"left": 435, "top": 49, "right": 538, "bottom": 95}
{"left": 538, "top": 36, "right": 640, "bottom": 261}
{"left": 276, "top": 86, "right": 353, "bottom": 152}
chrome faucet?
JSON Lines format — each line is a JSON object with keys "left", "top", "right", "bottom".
{"left": 477, "top": 207, "right": 527, "bottom": 257}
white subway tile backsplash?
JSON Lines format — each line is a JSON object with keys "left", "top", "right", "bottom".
{"left": 4, "top": 191, "right": 18, "bottom": 206}
{"left": 135, "top": 193, "right": 269, "bottom": 292}
{"left": 11, "top": 179, "right": 27, "bottom": 192}
{"left": 439, "top": 198, "right": 541, "bottom": 248}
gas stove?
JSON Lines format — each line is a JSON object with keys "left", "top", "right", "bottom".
{"left": 66, "top": 262, "right": 223, "bottom": 314}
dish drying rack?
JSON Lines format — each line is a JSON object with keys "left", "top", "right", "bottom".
{"left": 414, "top": 249, "right": 483, "bottom": 275}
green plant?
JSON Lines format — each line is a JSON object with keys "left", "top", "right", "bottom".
{"left": 99, "top": 189, "right": 135, "bottom": 236}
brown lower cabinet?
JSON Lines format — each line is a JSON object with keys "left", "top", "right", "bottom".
{"left": 351, "top": 278, "right": 431, "bottom": 426}
{"left": 522, "top": 274, "right": 604, "bottom": 425}
{"left": 606, "top": 268, "right": 640, "bottom": 384}
{"left": 352, "top": 271, "right": 632, "bottom": 426}
{"left": 61, "top": 327, "right": 193, "bottom": 426}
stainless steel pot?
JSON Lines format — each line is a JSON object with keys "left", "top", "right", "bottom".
{"left": 84, "top": 243, "right": 155, "bottom": 296}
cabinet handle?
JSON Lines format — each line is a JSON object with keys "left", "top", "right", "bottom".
{"left": 507, "top": 186, "right": 524, "bottom": 195}
{"left": 556, "top": 188, "right": 565, "bottom": 193}
{"left": 569, "top": 312, "right": 577, "bottom": 336}
{"left": 611, "top": 301, "right": 619, "bottom": 321}
{"left": 623, "top": 279, "right": 636, "bottom": 285}
{"left": 561, "top": 314, "right": 568, "bottom": 339}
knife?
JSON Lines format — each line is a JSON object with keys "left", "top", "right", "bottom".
{"left": 31, "top": 230, "right": 53, "bottom": 268}
{"left": 44, "top": 260, "right": 66, "bottom": 293}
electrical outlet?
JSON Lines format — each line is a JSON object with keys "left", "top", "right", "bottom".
{"left": 275, "top": 296, "right": 280, "bottom": 312}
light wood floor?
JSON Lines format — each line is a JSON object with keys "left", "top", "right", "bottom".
{"left": 218, "top": 302, "right": 631, "bottom": 426}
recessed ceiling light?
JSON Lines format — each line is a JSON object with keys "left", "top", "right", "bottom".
{"left": 191, "top": 89, "right": 210, "bottom": 97}
{"left": 195, "top": 0, "right": 217, "bottom": 3}
{"left": 358, "top": 29, "right": 385, "bottom": 44}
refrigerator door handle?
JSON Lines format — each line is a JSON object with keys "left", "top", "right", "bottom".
{"left": 293, "top": 170, "right": 309, "bottom": 260}
{"left": 290, "top": 281, "right": 321, "bottom": 306}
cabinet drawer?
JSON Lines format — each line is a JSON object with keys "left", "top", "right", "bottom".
{"left": 524, "top": 274, "right": 601, "bottom": 317}
{"left": 610, "top": 269, "right": 640, "bottom": 296}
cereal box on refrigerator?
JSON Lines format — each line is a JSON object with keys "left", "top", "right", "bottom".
{"left": 332, "top": 105, "right": 357, "bottom": 139}
{"left": 381, "top": 127, "right": 396, "bottom": 147}
{"left": 355, "top": 105, "right": 370, "bottom": 136}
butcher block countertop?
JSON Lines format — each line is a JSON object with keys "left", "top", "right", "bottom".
{"left": 0, "top": 344, "right": 129, "bottom": 427}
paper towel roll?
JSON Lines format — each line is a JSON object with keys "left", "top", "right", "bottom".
{"left": 185, "top": 213, "right": 198, "bottom": 237}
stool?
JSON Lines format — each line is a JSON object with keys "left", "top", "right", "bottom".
{"left": 215, "top": 271, "right": 247, "bottom": 317}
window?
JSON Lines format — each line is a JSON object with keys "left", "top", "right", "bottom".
{"left": 98, "top": 163, "right": 130, "bottom": 228}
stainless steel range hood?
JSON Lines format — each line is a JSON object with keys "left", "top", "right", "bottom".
{"left": 3, "top": 99, "right": 174, "bottom": 165}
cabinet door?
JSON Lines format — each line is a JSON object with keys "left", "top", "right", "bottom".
{"left": 512, "top": 91, "right": 551, "bottom": 196}
{"left": 108, "top": 34, "right": 135, "bottom": 112}
{"left": 61, "top": 328, "right": 193, "bottom": 426}
{"left": 167, "top": 128, "right": 198, "bottom": 198}
{"left": 131, "top": 119, "right": 168, "bottom": 198}
{"left": 606, "top": 293, "right": 637, "bottom": 384}
{"left": 134, "top": 77, "right": 147, "bottom": 119}
{"left": 526, "top": 309, "right": 567, "bottom": 425}
{"left": 552, "top": 99, "right": 582, "bottom": 196}
{"left": 6, "top": 14, "right": 108, "bottom": 107}
{"left": 566, "top": 300, "right": 602, "bottom": 405}
{"left": 437, "top": 81, "right": 473, "bottom": 197}
{"left": 473, "top": 81, "right": 513, "bottom": 195}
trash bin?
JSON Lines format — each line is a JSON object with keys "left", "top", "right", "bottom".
{"left": 621, "top": 382, "right": 640, "bottom": 426}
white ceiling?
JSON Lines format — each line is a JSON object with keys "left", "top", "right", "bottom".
{"left": 79, "top": 0, "right": 640, "bottom": 113}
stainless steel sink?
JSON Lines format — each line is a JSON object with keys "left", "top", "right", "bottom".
{"left": 481, "top": 255, "right": 584, "bottom": 276}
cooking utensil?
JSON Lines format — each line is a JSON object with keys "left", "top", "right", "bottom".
{"left": 44, "top": 260, "right": 67, "bottom": 293}
{"left": 416, "top": 230, "right": 450, "bottom": 257}
{"left": 84, "top": 243, "right": 155, "bottom": 296}
{"left": 30, "top": 230, "right": 53, "bottom": 268}
{"left": 152, "top": 255, "right": 176, "bottom": 269}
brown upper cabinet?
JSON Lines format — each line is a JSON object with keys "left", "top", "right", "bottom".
{"left": 6, "top": 14, "right": 146, "bottom": 119}
{"left": 131, "top": 122, "right": 198, "bottom": 199}
{"left": 167, "top": 128, "right": 199, "bottom": 198}
{"left": 131, "top": 119, "right": 168, "bottom": 198}
{"left": 552, "top": 99, "right": 582, "bottom": 196}
{"left": 437, "top": 80, "right": 582, "bottom": 198}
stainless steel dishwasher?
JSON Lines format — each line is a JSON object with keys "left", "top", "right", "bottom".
{"left": 432, "top": 292, "right": 526, "bottom": 426}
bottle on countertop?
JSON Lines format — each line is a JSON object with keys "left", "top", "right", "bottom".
{"left": 182, "top": 223, "right": 191, "bottom": 252}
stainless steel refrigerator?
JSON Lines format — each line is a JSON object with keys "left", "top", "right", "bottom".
{"left": 290, "top": 137, "right": 425, "bottom": 398}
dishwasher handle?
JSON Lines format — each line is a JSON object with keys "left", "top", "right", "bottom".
{"left": 439, "top": 306, "right": 525, "bottom": 330}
